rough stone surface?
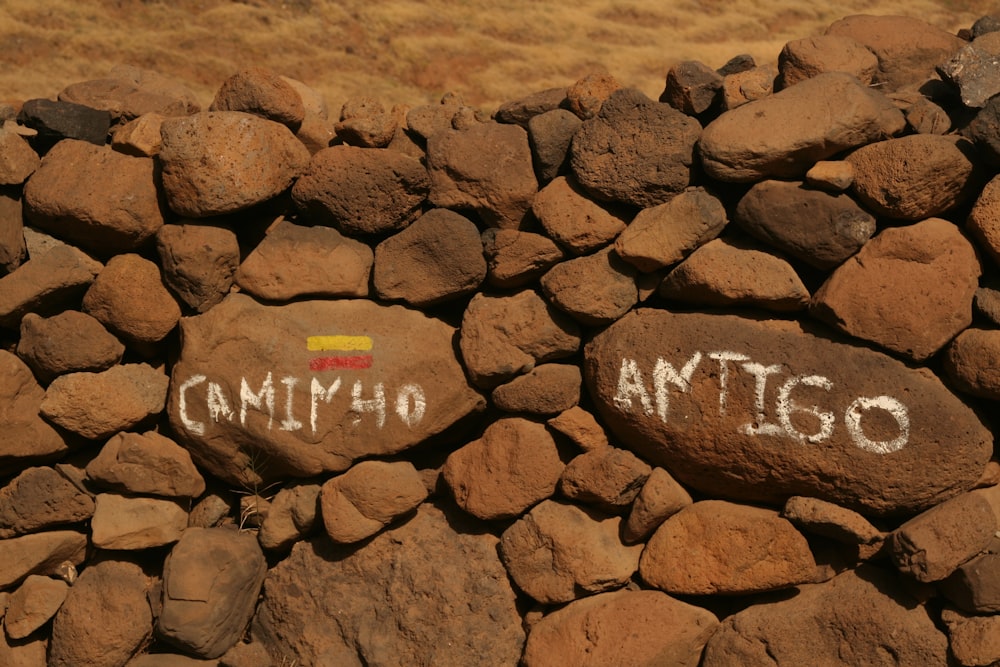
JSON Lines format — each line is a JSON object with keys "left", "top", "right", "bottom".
{"left": 17, "top": 310, "right": 123, "bottom": 383}
{"left": 944, "top": 328, "right": 1000, "bottom": 400}
{"left": 17, "top": 98, "right": 111, "bottom": 148}
{"left": 0, "top": 192, "right": 25, "bottom": 275}
{"left": 210, "top": 67, "right": 305, "bottom": 128}
{"left": 721, "top": 64, "right": 777, "bottom": 110}
{"left": 498, "top": 500, "right": 642, "bottom": 604}
{"left": 4, "top": 574, "right": 69, "bottom": 639}
{"left": 778, "top": 35, "right": 878, "bottom": 88}
{"left": 547, "top": 405, "right": 610, "bottom": 452}
{"left": 566, "top": 73, "right": 621, "bottom": 119}
{"left": 584, "top": 309, "right": 992, "bottom": 516}
{"left": 532, "top": 176, "right": 629, "bottom": 255}
{"left": 252, "top": 504, "right": 525, "bottom": 667}
{"left": 560, "top": 447, "right": 651, "bottom": 514}
{"left": 0, "top": 244, "right": 101, "bottom": 330}
{"left": 782, "top": 496, "right": 884, "bottom": 546}
{"left": 701, "top": 566, "right": 949, "bottom": 666}
{"left": 967, "top": 173, "right": 1000, "bottom": 266}
{"left": 698, "top": 72, "right": 905, "bottom": 182}
{"left": 0, "top": 466, "right": 95, "bottom": 538}
{"left": 942, "top": 539, "right": 1000, "bottom": 613}
{"left": 482, "top": 228, "right": 565, "bottom": 288}
{"left": 82, "top": 253, "right": 181, "bottom": 344}
{"left": 811, "top": 218, "right": 981, "bottom": 362}
{"left": 660, "top": 60, "right": 723, "bottom": 116}
{"left": 491, "top": 363, "right": 581, "bottom": 415}
{"left": 158, "top": 527, "right": 267, "bottom": 659}
{"left": 90, "top": 493, "right": 189, "bottom": 550}
{"left": 540, "top": 246, "right": 637, "bottom": 326}
{"left": 156, "top": 222, "right": 240, "bottom": 313}
{"left": 86, "top": 430, "right": 206, "bottom": 498}
{"left": 320, "top": 460, "right": 427, "bottom": 543}
{"left": 622, "top": 467, "right": 693, "bottom": 544}
{"left": 804, "top": 160, "right": 854, "bottom": 191}
{"left": 59, "top": 66, "right": 200, "bottom": 120}
{"left": 939, "top": 32, "right": 1000, "bottom": 108}
{"left": 942, "top": 606, "right": 1000, "bottom": 667}
{"left": 0, "top": 531, "right": 86, "bottom": 591}
{"left": 444, "top": 417, "right": 564, "bottom": 520}
{"left": 522, "top": 590, "right": 719, "bottom": 667}
{"left": 111, "top": 111, "right": 166, "bottom": 156}
{"left": 0, "top": 128, "right": 39, "bottom": 185}
{"left": 237, "top": 219, "right": 372, "bottom": 301}
{"left": 0, "top": 351, "right": 69, "bottom": 474}
{"left": 335, "top": 97, "right": 397, "bottom": 147}
{"left": 570, "top": 88, "right": 701, "bottom": 207}
{"left": 527, "top": 108, "right": 581, "bottom": 183}
{"left": 494, "top": 87, "right": 566, "bottom": 127}
{"left": 257, "top": 482, "right": 320, "bottom": 552}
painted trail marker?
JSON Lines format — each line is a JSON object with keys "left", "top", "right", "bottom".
{"left": 307, "top": 335, "right": 374, "bottom": 371}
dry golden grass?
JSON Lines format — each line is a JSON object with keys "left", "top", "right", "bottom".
{"left": 0, "top": 0, "right": 995, "bottom": 113}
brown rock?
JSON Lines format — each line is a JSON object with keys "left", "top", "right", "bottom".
{"left": 622, "top": 467, "right": 693, "bottom": 544}
{"left": 0, "top": 351, "right": 69, "bottom": 473}
{"left": 160, "top": 111, "right": 310, "bottom": 217}
{"left": 721, "top": 64, "right": 777, "bottom": 110}
{"left": 426, "top": 120, "right": 538, "bottom": 228}
{"left": 660, "top": 60, "right": 723, "bottom": 115}
{"left": 373, "top": 208, "right": 485, "bottom": 306}
{"left": 482, "top": 228, "right": 565, "bottom": 288}
{"left": 210, "top": 67, "right": 305, "bottom": 129}
{"left": 942, "top": 607, "right": 1000, "bottom": 667}
{"left": 237, "top": 219, "right": 372, "bottom": 301}
{"left": 405, "top": 91, "right": 466, "bottom": 141}
{"left": 126, "top": 654, "right": 219, "bottom": 667}
{"left": 111, "top": 111, "right": 166, "bottom": 156}
{"left": 0, "top": 628, "right": 46, "bottom": 666}
{"left": 108, "top": 65, "right": 202, "bottom": 114}
{"left": 782, "top": 496, "right": 884, "bottom": 546}
{"left": 940, "top": 32, "right": 1000, "bottom": 108}
{"left": 86, "top": 430, "right": 206, "bottom": 498}
{"left": 90, "top": 493, "right": 189, "bottom": 550}
{"left": 492, "top": 363, "right": 581, "bottom": 415}
{"left": 83, "top": 253, "right": 181, "bottom": 344}
{"left": 41, "top": 363, "right": 169, "bottom": 440}
{"left": 167, "top": 294, "right": 484, "bottom": 485}
{"left": 0, "top": 466, "right": 94, "bottom": 538}
{"left": 252, "top": 504, "right": 525, "bottom": 666}
{"left": 522, "top": 589, "right": 719, "bottom": 667}
{"left": 966, "top": 96, "right": 1000, "bottom": 166}
{"left": 698, "top": 72, "right": 905, "bottom": 182}
{"left": 17, "top": 98, "right": 111, "bottom": 148}
{"left": 584, "top": 309, "right": 992, "bottom": 516}
{"left": 659, "top": 237, "right": 810, "bottom": 312}
{"left": 335, "top": 96, "right": 396, "bottom": 147}
{"left": 23, "top": 140, "right": 164, "bottom": 254}
{"left": 257, "top": 482, "right": 320, "bottom": 552}
{"left": 291, "top": 144, "right": 428, "bottom": 236}
{"left": 494, "top": 87, "right": 567, "bottom": 127}
{"left": 156, "top": 222, "right": 240, "bottom": 313}
{"left": 547, "top": 405, "right": 609, "bottom": 452}
{"left": 49, "top": 559, "right": 153, "bottom": 667}
{"left": 60, "top": 67, "right": 199, "bottom": 120}
{"left": 459, "top": 289, "right": 581, "bottom": 388}
{"left": 735, "top": 179, "right": 875, "bottom": 270}
{"left": 944, "top": 328, "right": 1000, "bottom": 399}
{"left": 899, "top": 93, "right": 952, "bottom": 134}
{"left": 566, "top": 72, "right": 622, "bottom": 119}
{"left": 570, "top": 88, "right": 701, "bottom": 207}
{"left": 320, "top": 460, "right": 427, "bottom": 543}
{"left": 778, "top": 35, "right": 878, "bottom": 88}
{"left": 0, "top": 128, "right": 39, "bottom": 185}
{"left": 0, "top": 531, "right": 86, "bottom": 591}
{"left": 560, "top": 446, "right": 651, "bottom": 514}
{"left": 527, "top": 108, "right": 581, "bottom": 183}
{"left": 0, "top": 244, "right": 101, "bottom": 329}
{"left": 847, "top": 134, "right": 979, "bottom": 220}
{"left": 158, "top": 527, "right": 267, "bottom": 658}
{"left": 532, "top": 176, "right": 628, "bottom": 255}
{"left": 0, "top": 191, "right": 25, "bottom": 274}
{"left": 540, "top": 246, "right": 637, "bottom": 326}
{"left": 811, "top": 218, "right": 981, "bottom": 361}
{"left": 804, "top": 160, "right": 854, "bottom": 191}
{"left": 615, "top": 187, "right": 728, "bottom": 272}
{"left": 443, "top": 417, "right": 564, "bottom": 520}
{"left": 293, "top": 110, "right": 335, "bottom": 154}
{"left": 17, "top": 310, "right": 124, "bottom": 383}
{"left": 498, "top": 500, "right": 642, "bottom": 604}
{"left": 640, "top": 500, "right": 818, "bottom": 595}
{"left": 4, "top": 574, "right": 68, "bottom": 639}
{"left": 967, "top": 173, "right": 1000, "bottom": 266}
{"left": 942, "top": 538, "right": 1000, "bottom": 613}
{"left": 701, "top": 566, "right": 948, "bottom": 666}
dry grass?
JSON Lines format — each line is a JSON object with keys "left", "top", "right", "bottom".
{"left": 0, "top": 0, "right": 995, "bottom": 114}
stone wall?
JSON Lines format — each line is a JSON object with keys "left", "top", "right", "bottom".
{"left": 3, "top": 12, "right": 1000, "bottom": 667}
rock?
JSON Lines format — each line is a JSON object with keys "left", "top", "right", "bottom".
{"left": 319, "top": 460, "right": 427, "bottom": 543}
{"left": 0, "top": 191, "right": 25, "bottom": 274}
{"left": 17, "top": 310, "right": 124, "bottom": 383}
{"left": 494, "top": 87, "right": 567, "bottom": 127}
{"left": 158, "top": 527, "right": 267, "bottom": 659}
{"left": 972, "top": 15, "right": 1000, "bottom": 38}
{"left": 547, "top": 405, "right": 609, "bottom": 452}
{"left": 111, "top": 111, "right": 166, "bottom": 156}
{"left": 459, "top": 289, "right": 581, "bottom": 388}
{"left": 0, "top": 128, "right": 39, "bottom": 185}
{"left": 0, "top": 244, "right": 101, "bottom": 329}
{"left": 188, "top": 492, "right": 232, "bottom": 530}
{"left": 159, "top": 111, "right": 310, "bottom": 217}
{"left": 4, "top": 574, "right": 68, "bottom": 639}
{"left": 622, "top": 467, "right": 693, "bottom": 544}
{"left": 82, "top": 253, "right": 181, "bottom": 345}
{"left": 540, "top": 245, "right": 637, "bottom": 325}
{"left": 847, "top": 134, "right": 979, "bottom": 221}
{"left": 614, "top": 187, "right": 728, "bottom": 272}
{"left": 218, "top": 640, "right": 273, "bottom": 667}
{"left": 167, "top": 294, "right": 484, "bottom": 485}
{"left": 698, "top": 72, "right": 905, "bottom": 182}
{"left": 426, "top": 120, "right": 538, "bottom": 228}
{"left": 782, "top": 496, "right": 884, "bottom": 546}
{"left": 966, "top": 95, "right": 1000, "bottom": 166}
{"left": 41, "top": 363, "right": 169, "bottom": 440}
{"left": 17, "top": 98, "right": 111, "bottom": 149}
{"left": 825, "top": 14, "right": 966, "bottom": 91}
{"left": 59, "top": 68, "right": 199, "bottom": 121}
{"left": 156, "top": 222, "right": 240, "bottom": 313}
{"left": 291, "top": 144, "right": 428, "bottom": 236}
{"left": 49, "top": 560, "right": 152, "bottom": 667}
{"left": 941, "top": 607, "right": 1000, "bottom": 667}
{"left": 280, "top": 75, "right": 327, "bottom": 119}
{"left": 811, "top": 218, "right": 980, "bottom": 361}
{"left": 570, "top": 88, "right": 701, "bottom": 207}
{"left": 210, "top": 67, "right": 305, "bottom": 129}
{"left": 0, "top": 466, "right": 95, "bottom": 538}
{"left": 721, "top": 64, "right": 777, "bottom": 110}
{"left": 481, "top": 228, "right": 565, "bottom": 288}
{"left": 778, "top": 35, "right": 878, "bottom": 88}
{"left": 373, "top": 208, "right": 485, "bottom": 306}
{"left": 566, "top": 72, "right": 622, "bottom": 119}
{"left": 0, "top": 351, "right": 69, "bottom": 473}
{"left": 443, "top": 417, "right": 564, "bottom": 520}
{"left": 717, "top": 53, "right": 756, "bottom": 76}
{"left": 252, "top": 504, "right": 525, "bottom": 666}
{"left": 584, "top": 309, "right": 992, "bottom": 516}
{"left": 701, "top": 566, "right": 948, "bottom": 666}
{"left": 237, "top": 219, "right": 372, "bottom": 301}
{"left": 522, "top": 589, "right": 719, "bottom": 667}
{"left": 734, "top": 179, "right": 875, "bottom": 270}
{"left": 491, "top": 363, "right": 581, "bottom": 414}
{"left": 257, "top": 482, "right": 320, "bottom": 551}
{"left": 939, "top": 32, "right": 1000, "bottom": 108}
{"left": 560, "top": 446, "right": 651, "bottom": 514}
{"left": 899, "top": 94, "right": 952, "bottom": 134}
{"left": 293, "top": 110, "right": 335, "bottom": 154}
{"left": 127, "top": 654, "right": 220, "bottom": 667}
{"left": 86, "top": 431, "right": 206, "bottom": 498}
{"left": 944, "top": 328, "right": 1000, "bottom": 399}
{"left": 658, "top": 237, "right": 811, "bottom": 312}
{"left": 0, "top": 632, "right": 51, "bottom": 665}
{"left": 405, "top": 92, "right": 466, "bottom": 141}
{"left": 531, "top": 176, "right": 628, "bottom": 255}
{"left": 527, "top": 108, "right": 581, "bottom": 183}
{"left": 941, "top": 538, "right": 1000, "bottom": 613}
{"left": 498, "top": 500, "right": 642, "bottom": 604}
{"left": 660, "top": 60, "right": 723, "bottom": 116}
{"left": 967, "top": 173, "right": 1000, "bottom": 265}
{"left": 0, "top": 531, "right": 86, "bottom": 591}
{"left": 23, "top": 139, "right": 164, "bottom": 255}
{"left": 640, "top": 500, "right": 818, "bottom": 595}
{"left": 335, "top": 96, "right": 397, "bottom": 147}
{"left": 90, "top": 493, "right": 189, "bottom": 550}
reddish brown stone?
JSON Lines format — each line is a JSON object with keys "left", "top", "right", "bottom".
{"left": 540, "top": 246, "right": 637, "bottom": 326}
{"left": 0, "top": 128, "right": 38, "bottom": 185}
{"left": 942, "top": 606, "right": 1000, "bottom": 667}
{"left": 566, "top": 72, "right": 622, "bottom": 119}
{"left": 782, "top": 496, "right": 884, "bottom": 546}
{"left": 721, "top": 64, "right": 777, "bottom": 110}
{"left": 335, "top": 96, "right": 397, "bottom": 147}
{"left": 320, "top": 460, "right": 427, "bottom": 543}
{"left": 527, "top": 108, "right": 581, "bottom": 183}
{"left": 0, "top": 244, "right": 101, "bottom": 329}
{"left": 547, "top": 406, "right": 609, "bottom": 452}
{"left": 944, "top": 328, "right": 1000, "bottom": 400}
{"left": 622, "top": 467, "right": 693, "bottom": 544}
{"left": 967, "top": 173, "right": 1000, "bottom": 266}
{"left": 90, "top": 493, "right": 188, "bottom": 550}
{"left": 0, "top": 466, "right": 94, "bottom": 538}
{"left": 209, "top": 67, "right": 305, "bottom": 129}
{"left": 110, "top": 111, "right": 166, "bottom": 156}
{"left": 60, "top": 66, "right": 199, "bottom": 120}
{"left": 0, "top": 531, "right": 87, "bottom": 591}
{"left": 4, "top": 574, "right": 68, "bottom": 639}
{"left": 532, "top": 176, "right": 628, "bottom": 255}
{"left": 86, "top": 430, "right": 205, "bottom": 498}
{"left": 560, "top": 446, "right": 651, "bottom": 514}
{"left": 492, "top": 363, "right": 581, "bottom": 415}
{"left": 82, "top": 253, "right": 181, "bottom": 345}
{"left": 660, "top": 60, "right": 722, "bottom": 115}
{"left": 0, "top": 351, "right": 68, "bottom": 474}
{"left": 257, "top": 482, "right": 320, "bottom": 552}
{"left": 778, "top": 35, "right": 878, "bottom": 88}
{"left": 0, "top": 192, "right": 25, "bottom": 275}
{"left": 17, "top": 310, "right": 124, "bottom": 383}
{"left": 405, "top": 92, "right": 466, "bottom": 141}
{"left": 495, "top": 87, "right": 567, "bottom": 127}
{"left": 482, "top": 228, "right": 565, "bottom": 288}
{"left": 156, "top": 222, "right": 240, "bottom": 313}
{"left": 804, "top": 160, "right": 854, "bottom": 191}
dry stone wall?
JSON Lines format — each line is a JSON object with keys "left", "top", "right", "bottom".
{"left": 4, "top": 13, "right": 1000, "bottom": 667}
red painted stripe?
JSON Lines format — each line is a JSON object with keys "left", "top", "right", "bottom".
{"left": 310, "top": 355, "right": 373, "bottom": 371}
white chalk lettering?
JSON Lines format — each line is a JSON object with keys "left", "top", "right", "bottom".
{"left": 207, "top": 382, "right": 234, "bottom": 424}
{"left": 240, "top": 373, "right": 275, "bottom": 429}
{"left": 708, "top": 351, "right": 750, "bottom": 415}
{"left": 653, "top": 353, "right": 701, "bottom": 422}
{"left": 776, "top": 374, "right": 835, "bottom": 444}
{"left": 178, "top": 374, "right": 206, "bottom": 436}
{"left": 614, "top": 358, "right": 653, "bottom": 416}
{"left": 350, "top": 380, "right": 386, "bottom": 428}
{"left": 739, "top": 362, "right": 785, "bottom": 437}
{"left": 395, "top": 383, "right": 426, "bottom": 427}
{"left": 310, "top": 377, "right": 342, "bottom": 434}
{"left": 845, "top": 396, "right": 910, "bottom": 455}
{"left": 279, "top": 376, "right": 302, "bottom": 432}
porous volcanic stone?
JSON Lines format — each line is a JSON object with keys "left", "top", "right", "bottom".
{"left": 623, "top": 467, "right": 693, "bottom": 544}
{"left": 482, "top": 228, "right": 565, "bottom": 288}
{"left": 540, "top": 245, "right": 638, "bottom": 326}
{"left": 156, "top": 222, "right": 240, "bottom": 312}
{"left": 494, "top": 87, "right": 567, "bottom": 127}
{"left": 566, "top": 72, "right": 621, "bottom": 119}
{"left": 782, "top": 496, "right": 884, "bottom": 546}
{"left": 0, "top": 244, "right": 101, "bottom": 329}
{"left": 0, "top": 128, "right": 39, "bottom": 185}
{"left": 584, "top": 309, "right": 992, "bottom": 516}
{"left": 0, "top": 466, "right": 95, "bottom": 538}
{"left": 967, "top": 173, "right": 1000, "bottom": 266}
{"left": 82, "top": 253, "right": 181, "bottom": 345}
{"left": 547, "top": 405, "right": 610, "bottom": 452}
{"left": 320, "top": 460, "right": 427, "bottom": 543}
{"left": 335, "top": 96, "right": 397, "bottom": 147}
{"left": 17, "top": 310, "right": 124, "bottom": 383}
{"left": 167, "top": 294, "right": 485, "bottom": 486}
{"left": 660, "top": 60, "right": 723, "bottom": 116}
{"left": 559, "top": 446, "right": 651, "bottom": 514}
{"left": 944, "top": 328, "right": 1000, "bottom": 400}
{"left": 4, "top": 574, "right": 68, "bottom": 639}
{"left": 491, "top": 363, "right": 581, "bottom": 414}
{"left": 86, "top": 430, "right": 206, "bottom": 498}
{"left": 721, "top": 64, "right": 777, "bottom": 110}
{"left": 778, "top": 35, "right": 878, "bottom": 88}
{"left": 59, "top": 67, "right": 199, "bottom": 120}
{"left": 111, "top": 112, "right": 167, "bottom": 156}
{"left": 258, "top": 482, "right": 320, "bottom": 552}
{"left": 0, "top": 351, "right": 68, "bottom": 473}
{"left": 527, "top": 108, "right": 581, "bottom": 182}
{"left": 942, "top": 606, "right": 1000, "bottom": 667}
{"left": 532, "top": 176, "right": 629, "bottom": 255}
{"left": 939, "top": 32, "right": 1000, "bottom": 108}
{"left": 210, "top": 67, "right": 305, "bottom": 129}
{"left": 90, "top": 493, "right": 188, "bottom": 550}
{"left": 0, "top": 191, "right": 25, "bottom": 274}
{"left": 0, "top": 531, "right": 86, "bottom": 591}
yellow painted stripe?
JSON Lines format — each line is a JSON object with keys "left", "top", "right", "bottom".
{"left": 307, "top": 335, "right": 373, "bottom": 352}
